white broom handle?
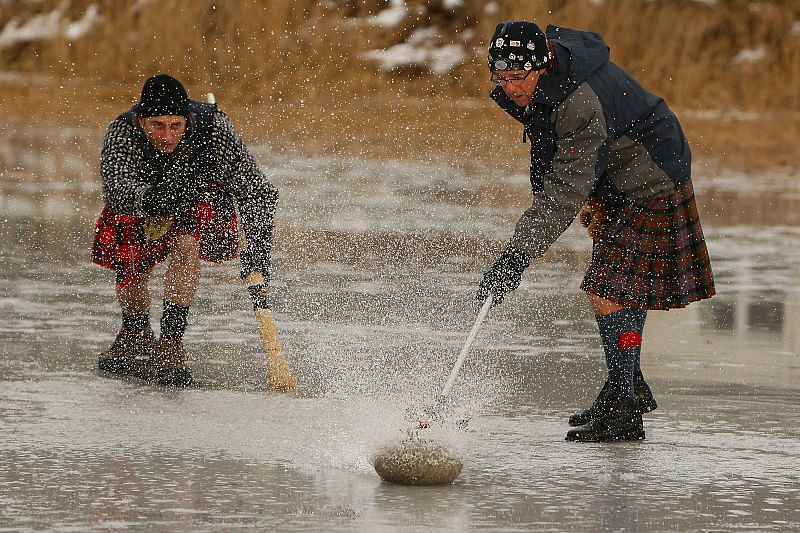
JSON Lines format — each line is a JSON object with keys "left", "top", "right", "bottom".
{"left": 439, "top": 295, "right": 493, "bottom": 399}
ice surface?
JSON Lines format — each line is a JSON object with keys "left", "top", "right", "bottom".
{"left": 0, "top": 125, "right": 798, "bottom": 531}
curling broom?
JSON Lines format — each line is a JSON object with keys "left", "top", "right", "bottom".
{"left": 372, "top": 294, "right": 493, "bottom": 485}
{"left": 244, "top": 271, "right": 297, "bottom": 391}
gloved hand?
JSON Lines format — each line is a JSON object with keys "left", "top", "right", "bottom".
{"left": 240, "top": 249, "right": 271, "bottom": 284}
{"left": 477, "top": 245, "right": 531, "bottom": 307}
{"left": 247, "top": 283, "right": 270, "bottom": 311}
{"left": 579, "top": 198, "right": 606, "bottom": 241}
{"left": 141, "top": 181, "right": 202, "bottom": 217}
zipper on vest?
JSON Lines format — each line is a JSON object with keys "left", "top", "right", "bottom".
{"left": 522, "top": 105, "right": 535, "bottom": 144}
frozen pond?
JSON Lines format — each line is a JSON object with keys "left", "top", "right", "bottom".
{"left": 1, "top": 126, "right": 799, "bottom": 531}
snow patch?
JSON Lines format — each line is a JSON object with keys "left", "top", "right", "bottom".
{"left": 0, "top": 4, "right": 100, "bottom": 47}
{"left": 0, "top": 12, "right": 60, "bottom": 48}
{"left": 362, "top": 27, "right": 467, "bottom": 74}
{"left": 442, "top": 0, "right": 463, "bottom": 9}
{"left": 731, "top": 46, "right": 766, "bottom": 66}
{"left": 367, "top": 0, "right": 407, "bottom": 28}
{"left": 64, "top": 4, "right": 100, "bottom": 41}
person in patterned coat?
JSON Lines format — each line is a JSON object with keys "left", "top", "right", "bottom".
{"left": 92, "top": 74, "right": 278, "bottom": 386}
{"left": 476, "top": 22, "right": 715, "bottom": 441}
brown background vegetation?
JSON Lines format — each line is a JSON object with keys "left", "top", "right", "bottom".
{"left": 2, "top": 0, "right": 799, "bottom": 173}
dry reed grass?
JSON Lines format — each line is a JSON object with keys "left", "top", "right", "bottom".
{"left": 2, "top": 0, "right": 799, "bottom": 171}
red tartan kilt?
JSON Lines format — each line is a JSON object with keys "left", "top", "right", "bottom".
{"left": 91, "top": 183, "right": 238, "bottom": 287}
{"left": 580, "top": 181, "right": 715, "bottom": 310}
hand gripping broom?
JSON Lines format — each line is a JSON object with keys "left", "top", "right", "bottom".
{"left": 243, "top": 273, "right": 297, "bottom": 390}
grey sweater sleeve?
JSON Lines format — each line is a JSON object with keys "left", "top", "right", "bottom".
{"left": 211, "top": 110, "right": 279, "bottom": 277}
{"left": 100, "top": 119, "right": 151, "bottom": 216}
{"left": 510, "top": 83, "right": 609, "bottom": 258}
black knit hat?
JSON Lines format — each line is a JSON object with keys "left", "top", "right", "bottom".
{"left": 488, "top": 21, "right": 551, "bottom": 72}
{"left": 135, "top": 74, "right": 190, "bottom": 117}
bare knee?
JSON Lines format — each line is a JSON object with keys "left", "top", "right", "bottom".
{"left": 170, "top": 234, "right": 200, "bottom": 264}
{"left": 588, "top": 293, "right": 625, "bottom": 316}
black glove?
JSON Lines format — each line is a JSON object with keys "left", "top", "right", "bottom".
{"left": 477, "top": 245, "right": 531, "bottom": 307}
{"left": 247, "top": 283, "right": 270, "bottom": 311}
{"left": 141, "top": 181, "right": 202, "bottom": 217}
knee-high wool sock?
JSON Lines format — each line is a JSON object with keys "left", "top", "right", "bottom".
{"left": 160, "top": 301, "right": 189, "bottom": 340}
{"left": 122, "top": 313, "right": 150, "bottom": 333}
{"left": 596, "top": 308, "right": 646, "bottom": 398}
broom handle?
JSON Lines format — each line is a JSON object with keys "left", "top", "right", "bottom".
{"left": 439, "top": 295, "right": 493, "bottom": 399}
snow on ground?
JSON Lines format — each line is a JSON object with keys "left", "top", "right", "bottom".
{"left": 0, "top": 4, "right": 99, "bottom": 48}
{"left": 361, "top": 26, "right": 467, "bottom": 74}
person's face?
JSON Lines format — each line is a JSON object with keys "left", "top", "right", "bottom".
{"left": 492, "top": 69, "right": 543, "bottom": 108}
{"left": 137, "top": 115, "right": 187, "bottom": 153}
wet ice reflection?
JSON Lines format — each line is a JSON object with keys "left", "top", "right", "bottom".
{"left": 1, "top": 126, "right": 799, "bottom": 531}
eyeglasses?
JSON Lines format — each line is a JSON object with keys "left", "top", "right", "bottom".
{"left": 490, "top": 69, "right": 536, "bottom": 86}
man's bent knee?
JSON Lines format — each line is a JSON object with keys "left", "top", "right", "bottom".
{"left": 170, "top": 234, "right": 200, "bottom": 262}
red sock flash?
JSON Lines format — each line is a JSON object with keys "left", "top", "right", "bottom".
{"left": 618, "top": 331, "right": 642, "bottom": 349}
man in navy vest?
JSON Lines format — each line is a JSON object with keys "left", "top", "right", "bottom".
{"left": 476, "top": 22, "right": 715, "bottom": 441}
{"left": 92, "top": 74, "right": 278, "bottom": 386}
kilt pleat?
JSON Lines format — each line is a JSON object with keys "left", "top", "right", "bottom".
{"left": 580, "top": 181, "right": 715, "bottom": 310}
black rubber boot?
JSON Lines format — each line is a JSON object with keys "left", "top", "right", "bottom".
{"left": 568, "top": 380, "right": 610, "bottom": 427}
{"left": 633, "top": 370, "right": 658, "bottom": 414}
{"left": 568, "top": 370, "right": 657, "bottom": 427}
{"left": 98, "top": 326, "right": 155, "bottom": 374}
{"left": 565, "top": 395, "right": 645, "bottom": 442}
{"left": 635, "top": 372, "right": 658, "bottom": 413}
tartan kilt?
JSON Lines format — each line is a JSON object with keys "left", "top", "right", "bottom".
{"left": 91, "top": 182, "right": 238, "bottom": 287}
{"left": 580, "top": 181, "right": 715, "bottom": 310}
